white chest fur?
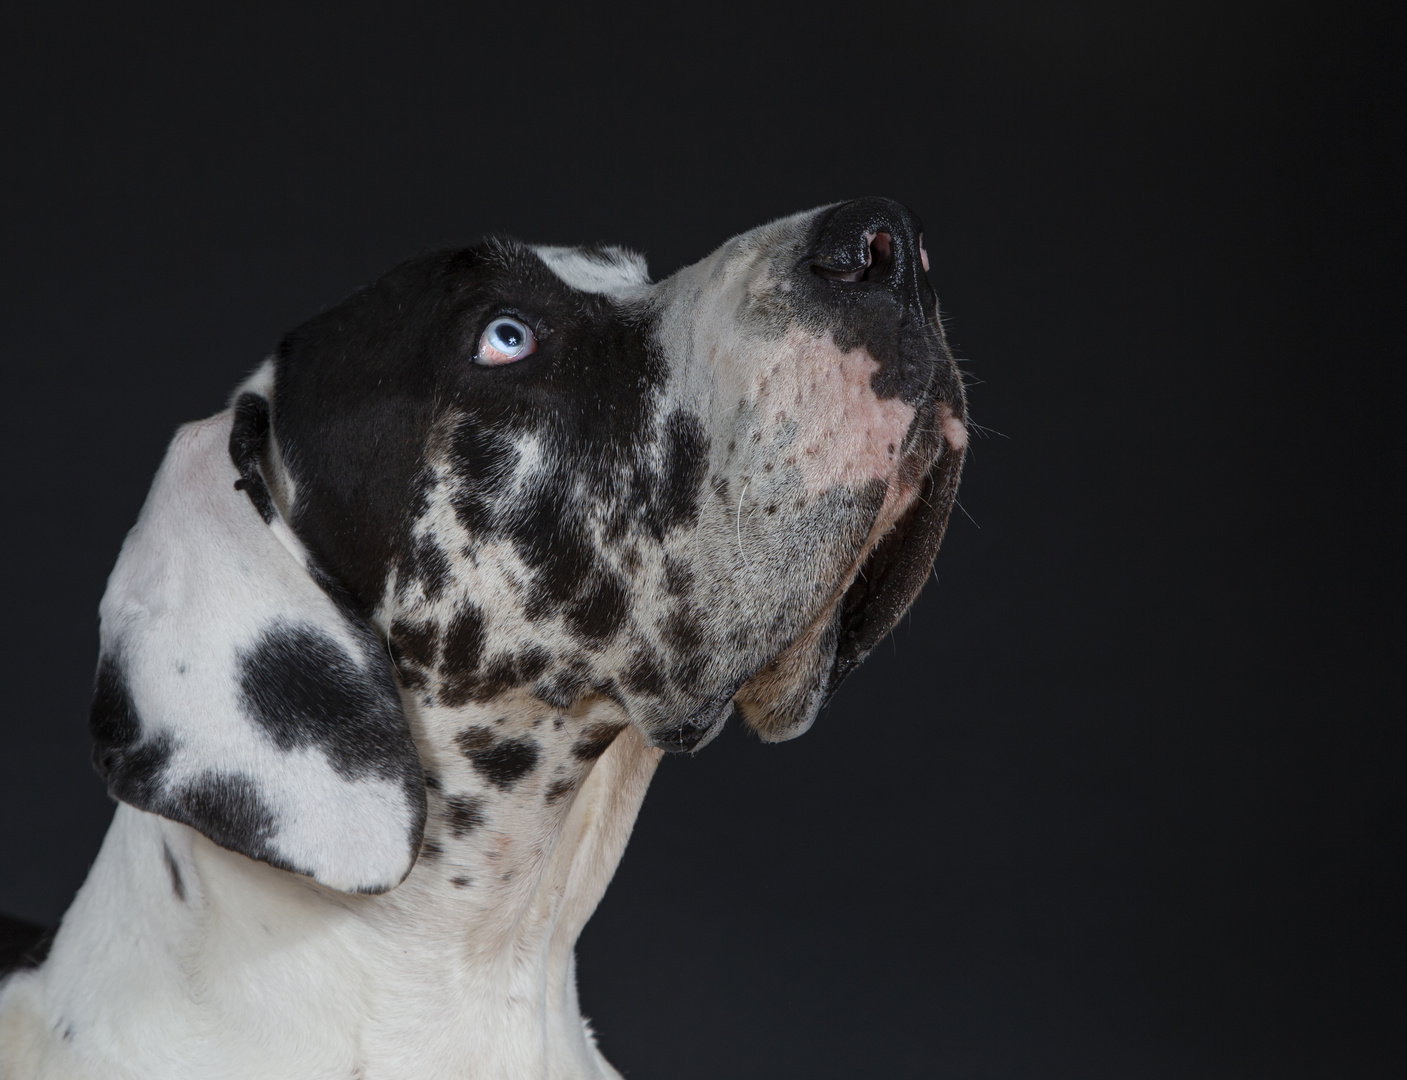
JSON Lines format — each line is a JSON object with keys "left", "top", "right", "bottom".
{"left": 0, "top": 724, "right": 660, "bottom": 1080}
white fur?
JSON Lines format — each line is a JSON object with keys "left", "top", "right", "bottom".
{"left": 532, "top": 245, "right": 650, "bottom": 296}
{"left": 97, "top": 413, "right": 419, "bottom": 893}
{"left": 0, "top": 726, "right": 659, "bottom": 1080}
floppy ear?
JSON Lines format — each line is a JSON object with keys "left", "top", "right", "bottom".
{"left": 89, "top": 390, "right": 426, "bottom": 893}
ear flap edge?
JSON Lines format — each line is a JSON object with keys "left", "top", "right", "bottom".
{"left": 89, "top": 404, "right": 426, "bottom": 894}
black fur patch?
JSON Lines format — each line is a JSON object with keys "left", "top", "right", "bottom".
{"left": 544, "top": 777, "right": 577, "bottom": 803}
{"left": 454, "top": 727, "right": 540, "bottom": 789}
{"left": 229, "top": 393, "right": 277, "bottom": 524}
{"left": 439, "top": 605, "right": 488, "bottom": 707}
{"left": 653, "top": 410, "right": 710, "bottom": 536}
{"left": 662, "top": 556, "right": 693, "bottom": 596}
{"left": 89, "top": 655, "right": 142, "bottom": 781}
{"left": 271, "top": 244, "right": 669, "bottom": 619}
{"left": 172, "top": 773, "right": 279, "bottom": 865}
{"left": 397, "top": 534, "right": 452, "bottom": 602}
{"left": 571, "top": 722, "right": 624, "bottom": 762}
{"left": 444, "top": 795, "right": 487, "bottom": 837}
{"left": 390, "top": 618, "right": 440, "bottom": 671}
{"left": 237, "top": 622, "right": 410, "bottom": 782}
{"left": 564, "top": 571, "right": 631, "bottom": 643}
{"left": 621, "top": 646, "right": 667, "bottom": 696}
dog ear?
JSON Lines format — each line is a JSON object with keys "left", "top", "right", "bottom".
{"left": 88, "top": 388, "right": 426, "bottom": 894}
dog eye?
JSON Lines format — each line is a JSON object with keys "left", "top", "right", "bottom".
{"left": 476, "top": 316, "right": 537, "bottom": 366}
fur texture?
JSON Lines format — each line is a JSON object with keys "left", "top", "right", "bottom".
{"left": 0, "top": 198, "right": 966, "bottom": 1079}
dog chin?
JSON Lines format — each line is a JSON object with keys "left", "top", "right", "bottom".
{"left": 730, "top": 466, "right": 933, "bottom": 743}
{"left": 736, "top": 390, "right": 966, "bottom": 740}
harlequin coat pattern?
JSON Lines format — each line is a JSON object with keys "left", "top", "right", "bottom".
{"left": 0, "top": 198, "right": 966, "bottom": 1079}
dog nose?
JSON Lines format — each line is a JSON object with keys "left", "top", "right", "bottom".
{"left": 806, "top": 196, "right": 933, "bottom": 322}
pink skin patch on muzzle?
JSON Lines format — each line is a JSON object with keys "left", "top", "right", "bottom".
{"left": 755, "top": 331, "right": 917, "bottom": 498}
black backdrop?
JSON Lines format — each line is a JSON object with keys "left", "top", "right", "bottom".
{"left": 2, "top": 3, "right": 1402, "bottom": 1076}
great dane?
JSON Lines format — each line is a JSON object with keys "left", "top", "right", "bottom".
{"left": 0, "top": 197, "right": 967, "bottom": 1078}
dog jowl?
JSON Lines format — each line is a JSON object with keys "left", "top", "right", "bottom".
{"left": 85, "top": 197, "right": 968, "bottom": 895}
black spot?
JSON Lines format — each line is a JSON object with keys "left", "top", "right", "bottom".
{"left": 439, "top": 605, "right": 489, "bottom": 707}
{"left": 536, "top": 668, "right": 588, "bottom": 709}
{"left": 100, "top": 731, "right": 175, "bottom": 809}
{"left": 655, "top": 410, "right": 710, "bottom": 534}
{"left": 448, "top": 652, "right": 530, "bottom": 705}
{"left": 512, "top": 485, "right": 597, "bottom": 616}
{"left": 89, "top": 655, "right": 142, "bottom": 781}
{"left": 663, "top": 608, "right": 705, "bottom": 656}
{"left": 671, "top": 650, "right": 711, "bottom": 693}
{"left": 446, "top": 421, "right": 519, "bottom": 537}
{"left": 662, "top": 556, "right": 693, "bottom": 596}
{"left": 396, "top": 665, "right": 429, "bottom": 692}
{"left": 389, "top": 619, "right": 440, "bottom": 670}
{"left": 455, "top": 727, "right": 540, "bottom": 789}
{"left": 545, "top": 777, "right": 577, "bottom": 803}
{"left": 421, "top": 839, "right": 445, "bottom": 861}
{"left": 228, "top": 392, "right": 276, "bottom": 524}
{"left": 622, "top": 646, "right": 667, "bottom": 696}
{"left": 517, "top": 646, "right": 551, "bottom": 681}
{"left": 173, "top": 773, "right": 279, "bottom": 866}
{"left": 424, "top": 772, "right": 442, "bottom": 791}
{"left": 451, "top": 875, "right": 472, "bottom": 888}
{"left": 572, "top": 722, "right": 625, "bottom": 762}
{"left": 162, "top": 842, "right": 185, "bottom": 902}
{"left": 440, "top": 605, "right": 486, "bottom": 674}
{"left": 565, "top": 571, "right": 631, "bottom": 643}
{"left": 237, "top": 622, "right": 412, "bottom": 782}
{"left": 444, "top": 795, "right": 487, "bottom": 837}
{"left": 396, "top": 534, "right": 452, "bottom": 602}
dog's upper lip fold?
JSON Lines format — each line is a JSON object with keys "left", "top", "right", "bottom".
{"left": 825, "top": 418, "right": 964, "bottom": 701}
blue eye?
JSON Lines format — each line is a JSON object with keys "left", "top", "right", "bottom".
{"left": 476, "top": 316, "right": 537, "bottom": 366}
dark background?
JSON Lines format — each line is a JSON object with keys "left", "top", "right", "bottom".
{"left": 2, "top": 3, "right": 1402, "bottom": 1076}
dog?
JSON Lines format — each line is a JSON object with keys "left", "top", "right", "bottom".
{"left": 0, "top": 197, "right": 967, "bottom": 1078}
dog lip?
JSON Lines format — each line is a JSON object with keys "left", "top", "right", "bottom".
{"left": 823, "top": 405, "right": 965, "bottom": 703}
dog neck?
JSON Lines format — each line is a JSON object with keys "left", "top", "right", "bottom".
{"left": 3, "top": 704, "right": 661, "bottom": 1079}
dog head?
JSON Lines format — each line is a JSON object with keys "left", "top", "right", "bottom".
{"left": 90, "top": 198, "right": 967, "bottom": 892}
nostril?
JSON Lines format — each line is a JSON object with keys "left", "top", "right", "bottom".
{"left": 865, "top": 232, "right": 893, "bottom": 281}
{"left": 812, "top": 230, "right": 895, "bottom": 284}
{"left": 868, "top": 231, "right": 892, "bottom": 271}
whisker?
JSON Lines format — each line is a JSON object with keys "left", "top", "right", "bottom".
{"left": 736, "top": 480, "right": 752, "bottom": 574}
{"left": 955, "top": 496, "right": 980, "bottom": 529}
